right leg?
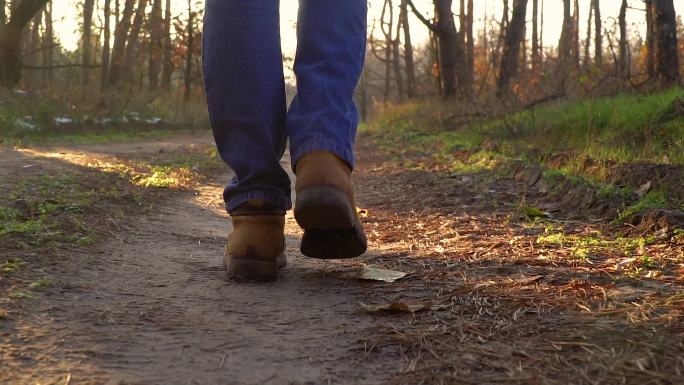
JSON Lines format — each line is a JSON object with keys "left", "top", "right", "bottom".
{"left": 202, "top": 0, "right": 289, "bottom": 281}
{"left": 202, "top": 0, "right": 291, "bottom": 213}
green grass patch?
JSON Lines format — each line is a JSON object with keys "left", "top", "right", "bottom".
{"left": 615, "top": 191, "right": 670, "bottom": 223}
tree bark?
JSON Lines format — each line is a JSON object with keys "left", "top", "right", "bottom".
{"left": 82, "top": 0, "right": 95, "bottom": 86}
{"left": 101, "top": 0, "right": 112, "bottom": 90}
{"left": 653, "top": 0, "right": 679, "bottom": 86}
{"left": 400, "top": 0, "right": 417, "bottom": 99}
{"left": 393, "top": 9, "right": 406, "bottom": 101}
{"left": 572, "top": 0, "right": 580, "bottom": 68}
{"left": 593, "top": 0, "right": 602, "bottom": 66}
{"left": 465, "top": 0, "right": 474, "bottom": 95}
{"left": 532, "top": 0, "right": 540, "bottom": 69}
{"left": 618, "top": 0, "right": 628, "bottom": 76}
{"left": 161, "top": 0, "right": 172, "bottom": 91}
{"left": 407, "top": 0, "right": 465, "bottom": 98}
{"left": 0, "top": 0, "right": 48, "bottom": 87}
{"left": 149, "top": 0, "right": 163, "bottom": 90}
{"left": 43, "top": 2, "right": 53, "bottom": 88}
{"left": 645, "top": 0, "right": 655, "bottom": 78}
{"left": 497, "top": 0, "right": 529, "bottom": 97}
{"left": 123, "top": 0, "right": 149, "bottom": 81}
{"left": 584, "top": 1, "right": 593, "bottom": 67}
{"left": 558, "top": 0, "right": 572, "bottom": 69}
{"left": 109, "top": 0, "right": 136, "bottom": 86}
{"left": 183, "top": 0, "right": 194, "bottom": 102}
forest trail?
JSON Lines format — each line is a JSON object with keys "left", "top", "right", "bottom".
{"left": 2, "top": 133, "right": 683, "bottom": 385}
{"left": 1, "top": 135, "right": 394, "bottom": 385}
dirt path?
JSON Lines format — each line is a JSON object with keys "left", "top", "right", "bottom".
{"left": 1, "top": 136, "right": 393, "bottom": 385}
{"left": 2, "top": 134, "right": 683, "bottom": 385}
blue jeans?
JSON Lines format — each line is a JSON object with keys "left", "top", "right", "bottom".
{"left": 202, "top": 0, "right": 367, "bottom": 212}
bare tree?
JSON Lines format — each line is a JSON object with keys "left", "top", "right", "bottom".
{"left": 593, "top": 0, "right": 602, "bottom": 66}
{"left": 101, "top": 0, "right": 112, "bottom": 90}
{"left": 407, "top": 0, "right": 466, "bottom": 98}
{"left": 497, "top": 0, "right": 529, "bottom": 97}
{"left": 82, "top": 0, "right": 96, "bottom": 86}
{"left": 0, "top": 0, "right": 49, "bottom": 87}
{"left": 43, "top": 2, "right": 53, "bottom": 88}
{"left": 123, "top": 0, "right": 149, "bottom": 79}
{"left": 652, "top": 0, "right": 679, "bottom": 86}
{"left": 558, "top": 0, "right": 572, "bottom": 70}
{"left": 109, "top": 0, "right": 136, "bottom": 85}
{"left": 618, "top": 0, "right": 628, "bottom": 76}
{"left": 645, "top": 0, "right": 655, "bottom": 78}
{"left": 161, "top": 0, "right": 173, "bottom": 91}
{"left": 584, "top": 0, "right": 593, "bottom": 67}
{"left": 183, "top": 0, "right": 194, "bottom": 101}
{"left": 572, "top": 0, "right": 580, "bottom": 68}
{"left": 532, "top": 0, "right": 541, "bottom": 70}
{"left": 465, "top": 0, "right": 474, "bottom": 95}
{"left": 400, "top": 0, "right": 417, "bottom": 99}
{"left": 149, "top": 0, "right": 163, "bottom": 90}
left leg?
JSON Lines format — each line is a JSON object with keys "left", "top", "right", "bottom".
{"left": 287, "top": 0, "right": 368, "bottom": 259}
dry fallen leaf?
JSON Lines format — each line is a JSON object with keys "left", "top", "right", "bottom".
{"left": 356, "top": 207, "right": 369, "bottom": 218}
{"left": 358, "top": 265, "right": 407, "bottom": 282}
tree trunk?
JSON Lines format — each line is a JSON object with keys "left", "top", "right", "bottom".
{"left": 183, "top": 0, "right": 193, "bottom": 102}
{"left": 572, "top": 0, "right": 580, "bottom": 68}
{"left": 558, "top": 0, "right": 572, "bottom": 69}
{"left": 123, "top": 0, "right": 149, "bottom": 82}
{"left": 532, "top": 0, "right": 540, "bottom": 70}
{"left": 43, "top": 3, "right": 53, "bottom": 88}
{"left": 645, "top": 0, "right": 655, "bottom": 78}
{"left": 393, "top": 11, "right": 406, "bottom": 101}
{"left": 618, "top": 0, "right": 628, "bottom": 76}
{"left": 161, "top": 0, "right": 172, "bottom": 91}
{"left": 465, "top": 0, "right": 474, "bottom": 96}
{"left": 497, "top": 0, "right": 529, "bottom": 97}
{"left": 436, "top": 0, "right": 461, "bottom": 98}
{"left": 653, "top": 0, "right": 679, "bottom": 86}
{"left": 101, "top": 0, "right": 112, "bottom": 90}
{"left": 0, "top": 0, "right": 6, "bottom": 26}
{"left": 593, "top": 0, "right": 602, "bottom": 66}
{"left": 109, "top": 0, "right": 136, "bottom": 86}
{"left": 400, "top": 0, "right": 417, "bottom": 99}
{"left": 149, "top": 0, "right": 162, "bottom": 90}
{"left": 82, "top": 0, "right": 95, "bottom": 86}
{"left": 584, "top": 1, "right": 593, "bottom": 67}
{"left": 0, "top": 0, "right": 48, "bottom": 87}
{"left": 380, "top": 0, "right": 393, "bottom": 102}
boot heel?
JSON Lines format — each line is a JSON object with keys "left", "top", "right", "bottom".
{"left": 225, "top": 255, "right": 281, "bottom": 282}
{"left": 295, "top": 186, "right": 367, "bottom": 259}
{"left": 294, "top": 186, "right": 356, "bottom": 230}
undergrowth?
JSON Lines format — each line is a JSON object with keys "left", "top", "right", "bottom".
{"left": 366, "top": 89, "right": 684, "bottom": 220}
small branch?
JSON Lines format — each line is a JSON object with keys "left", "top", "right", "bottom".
{"left": 406, "top": 0, "right": 437, "bottom": 32}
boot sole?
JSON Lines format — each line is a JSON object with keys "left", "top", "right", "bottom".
{"left": 294, "top": 186, "right": 367, "bottom": 259}
{"left": 224, "top": 254, "right": 287, "bottom": 282}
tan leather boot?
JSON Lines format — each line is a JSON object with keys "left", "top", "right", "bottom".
{"left": 294, "top": 151, "right": 367, "bottom": 259}
{"left": 224, "top": 201, "right": 286, "bottom": 281}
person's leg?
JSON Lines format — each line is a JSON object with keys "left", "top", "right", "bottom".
{"left": 286, "top": 0, "right": 367, "bottom": 169}
{"left": 287, "top": 0, "right": 368, "bottom": 259}
{"left": 203, "top": 0, "right": 290, "bottom": 213}
{"left": 202, "top": 0, "right": 289, "bottom": 281}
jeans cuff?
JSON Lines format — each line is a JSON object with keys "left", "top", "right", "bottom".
{"left": 226, "top": 190, "right": 292, "bottom": 213}
{"left": 290, "top": 137, "right": 355, "bottom": 171}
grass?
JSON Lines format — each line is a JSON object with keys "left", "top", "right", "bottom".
{"left": 0, "top": 88, "right": 209, "bottom": 146}
{"left": 365, "top": 89, "right": 684, "bottom": 220}
{"left": 367, "top": 88, "right": 684, "bottom": 165}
